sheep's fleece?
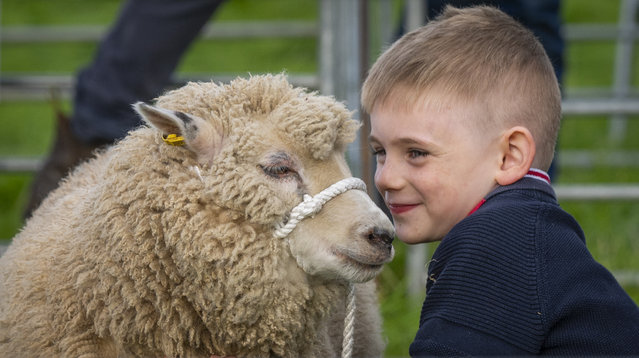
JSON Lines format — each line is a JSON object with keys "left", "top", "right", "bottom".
{"left": 0, "top": 74, "right": 396, "bottom": 357}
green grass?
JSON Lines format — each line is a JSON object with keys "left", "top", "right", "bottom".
{"left": 565, "top": 42, "right": 617, "bottom": 88}
{"left": 0, "top": 101, "right": 57, "bottom": 155}
{"left": 1, "top": 42, "right": 98, "bottom": 73}
{"left": 559, "top": 116, "right": 639, "bottom": 151}
{"left": 0, "top": 174, "right": 32, "bottom": 238}
{"left": 562, "top": 0, "right": 621, "bottom": 23}
{"left": 1, "top": 1, "right": 639, "bottom": 357}
{"left": 179, "top": 38, "right": 317, "bottom": 74}
{"left": 563, "top": 201, "right": 639, "bottom": 270}
{"left": 1, "top": 39, "right": 316, "bottom": 76}
{"left": 0, "top": 0, "right": 317, "bottom": 25}
{"left": 0, "top": 0, "right": 121, "bottom": 25}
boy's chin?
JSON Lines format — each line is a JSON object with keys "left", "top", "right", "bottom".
{"left": 396, "top": 231, "right": 443, "bottom": 245}
{"left": 400, "top": 238, "right": 443, "bottom": 245}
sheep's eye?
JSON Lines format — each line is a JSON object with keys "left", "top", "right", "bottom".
{"left": 269, "top": 165, "right": 291, "bottom": 175}
{"left": 260, "top": 151, "right": 299, "bottom": 180}
{"left": 261, "top": 164, "right": 295, "bottom": 179}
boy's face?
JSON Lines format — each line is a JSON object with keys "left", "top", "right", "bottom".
{"left": 369, "top": 94, "right": 501, "bottom": 244}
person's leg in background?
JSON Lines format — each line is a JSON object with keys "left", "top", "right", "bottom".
{"left": 25, "top": 0, "right": 226, "bottom": 217}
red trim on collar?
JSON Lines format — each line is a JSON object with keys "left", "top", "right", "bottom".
{"left": 525, "top": 168, "right": 551, "bottom": 185}
{"left": 467, "top": 199, "right": 486, "bottom": 216}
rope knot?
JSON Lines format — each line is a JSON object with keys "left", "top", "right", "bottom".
{"left": 296, "top": 194, "right": 322, "bottom": 218}
{"left": 273, "top": 177, "right": 366, "bottom": 239}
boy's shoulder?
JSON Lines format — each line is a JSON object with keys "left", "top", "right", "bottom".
{"left": 444, "top": 179, "right": 588, "bottom": 277}
{"left": 429, "top": 178, "right": 639, "bottom": 354}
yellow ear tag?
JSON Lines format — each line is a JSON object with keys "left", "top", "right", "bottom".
{"left": 162, "top": 134, "right": 185, "bottom": 146}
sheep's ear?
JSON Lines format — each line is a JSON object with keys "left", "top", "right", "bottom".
{"left": 134, "top": 102, "right": 223, "bottom": 164}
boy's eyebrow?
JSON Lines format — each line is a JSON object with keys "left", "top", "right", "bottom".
{"left": 369, "top": 134, "right": 430, "bottom": 146}
{"left": 397, "top": 137, "right": 425, "bottom": 145}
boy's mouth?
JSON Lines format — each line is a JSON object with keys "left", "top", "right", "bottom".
{"left": 387, "top": 203, "right": 419, "bottom": 214}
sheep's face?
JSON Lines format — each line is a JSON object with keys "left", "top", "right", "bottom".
{"left": 272, "top": 151, "right": 396, "bottom": 283}
{"left": 248, "top": 125, "right": 395, "bottom": 283}
{"left": 135, "top": 75, "right": 395, "bottom": 283}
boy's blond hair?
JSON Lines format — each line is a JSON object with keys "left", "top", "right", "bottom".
{"left": 361, "top": 5, "right": 561, "bottom": 170}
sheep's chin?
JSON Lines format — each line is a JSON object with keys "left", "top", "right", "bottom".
{"left": 331, "top": 246, "right": 394, "bottom": 282}
{"left": 312, "top": 261, "right": 383, "bottom": 284}
{"left": 332, "top": 257, "right": 385, "bottom": 283}
{"left": 288, "top": 244, "right": 387, "bottom": 283}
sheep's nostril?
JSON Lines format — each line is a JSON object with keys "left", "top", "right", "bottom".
{"left": 367, "top": 227, "right": 394, "bottom": 249}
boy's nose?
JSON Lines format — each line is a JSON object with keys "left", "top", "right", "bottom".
{"left": 374, "top": 159, "right": 403, "bottom": 193}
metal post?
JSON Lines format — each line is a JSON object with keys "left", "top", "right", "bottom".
{"left": 378, "top": 0, "right": 394, "bottom": 46}
{"left": 403, "top": 0, "right": 429, "bottom": 302}
{"left": 609, "top": 0, "right": 638, "bottom": 141}
{"left": 359, "top": 0, "right": 375, "bottom": 199}
{"left": 406, "top": 0, "right": 425, "bottom": 32}
{"left": 0, "top": 0, "right": 3, "bottom": 101}
{"left": 359, "top": 0, "right": 395, "bottom": 200}
{"left": 319, "top": 0, "right": 363, "bottom": 179}
{"left": 319, "top": 0, "right": 336, "bottom": 97}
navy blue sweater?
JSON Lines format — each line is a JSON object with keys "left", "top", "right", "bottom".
{"left": 410, "top": 177, "right": 639, "bottom": 356}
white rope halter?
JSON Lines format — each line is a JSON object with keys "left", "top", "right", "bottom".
{"left": 273, "top": 177, "right": 366, "bottom": 358}
{"left": 273, "top": 177, "right": 366, "bottom": 239}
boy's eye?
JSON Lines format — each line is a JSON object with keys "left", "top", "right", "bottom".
{"left": 371, "top": 148, "right": 386, "bottom": 157}
{"left": 408, "top": 149, "right": 428, "bottom": 159}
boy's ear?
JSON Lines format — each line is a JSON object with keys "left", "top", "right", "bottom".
{"left": 495, "top": 126, "right": 535, "bottom": 186}
{"left": 133, "top": 102, "right": 223, "bottom": 165}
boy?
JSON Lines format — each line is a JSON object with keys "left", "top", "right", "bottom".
{"left": 362, "top": 5, "right": 639, "bottom": 356}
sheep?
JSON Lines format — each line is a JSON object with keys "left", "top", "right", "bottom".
{"left": 0, "top": 74, "right": 395, "bottom": 357}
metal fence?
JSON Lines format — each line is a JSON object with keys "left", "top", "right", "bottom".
{"left": 1, "top": 0, "right": 638, "bottom": 291}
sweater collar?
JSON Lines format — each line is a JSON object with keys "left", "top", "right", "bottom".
{"left": 524, "top": 168, "right": 551, "bottom": 185}
{"left": 467, "top": 169, "right": 555, "bottom": 216}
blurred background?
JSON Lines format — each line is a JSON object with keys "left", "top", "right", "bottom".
{"left": 0, "top": 0, "right": 638, "bottom": 356}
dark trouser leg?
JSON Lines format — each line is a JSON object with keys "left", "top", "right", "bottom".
{"left": 25, "top": 0, "right": 225, "bottom": 217}
{"left": 71, "top": 0, "right": 226, "bottom": 144}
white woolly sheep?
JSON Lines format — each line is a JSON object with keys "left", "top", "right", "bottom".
{"left": 0, "top": 74, "right": 395, "bottom": 357}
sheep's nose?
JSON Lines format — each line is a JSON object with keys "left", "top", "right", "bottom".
{"left": 367, "top": 227, "right": 394, "bottom": 251}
